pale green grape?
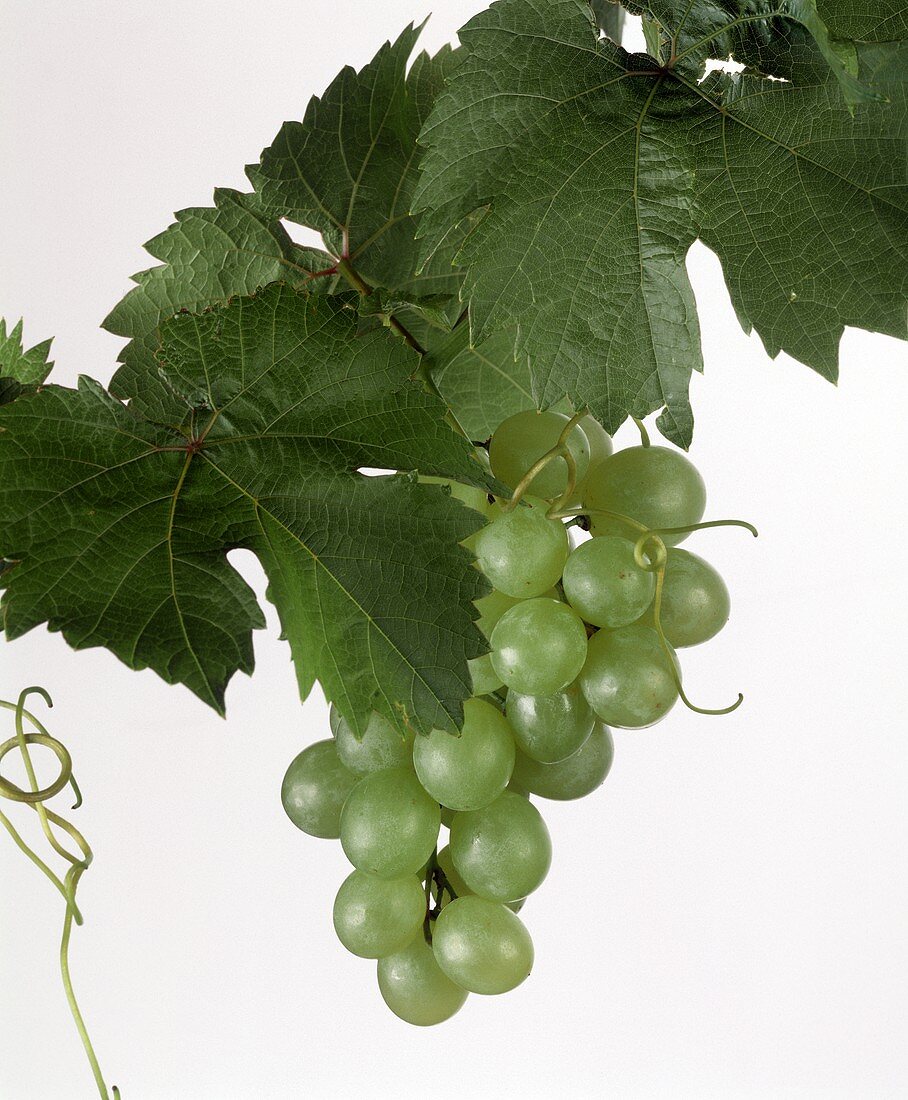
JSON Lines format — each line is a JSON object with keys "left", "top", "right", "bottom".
{"left": 413, "top": 698, "right": 515, "bottom": 811}
{"left": 505, "top": 680, "right": 594, "bottom": 762}
{"left": 420, "top": 475, "right": 490, "bottom": 515}
{"left": 432, "top": 896, "right": 534, "bottom": 995}
{"left": 440, "top": 805, "right": 455, "bottom": 829}
{"left": 490, "top": 598, "right": 588, "bottom": 696}
{"left": 450, "top": 791, "right": 551, "bottom": 903}
{"left": 584, "top": 446, "right": 706, "bottom": 545}
{"left": 377, "top": 938, "right": 468, "bottom": 1026}
{"left": 340, "top": 767, "right": 440, "bottom": 878}
{"left": 330, "top": 705, "right": 414, "bottom": 776}
{"left": 475, "top": 588, "right": 522, "bottom": 637}
{"left": 436, "top": 844, "right": 525, "bottom": 913}
{"left": 562, "top": 536, "right": 656, "bottom": 628}
{"left": 511, "top": 722, "right": 614, "bottom": 800}
{"left": 473, "top": 497, "right": 569, "bottom": 598}
{"left": 475, "top": 586, "right": 558, "bottom": 639}
{"left": 639, "top": 548, "right": 730, "bottom": 647}
{"left": 489, "top": 410, "right": 590, "bottom": 501}
{"left": 578, "top": 414, "right": 613, "bottom": 470}
{"left": 280, "top": 740, "right": 359, "bottom": 839}
{"left": 580, "top": 626, "right": 678, "bottom": 728}
{"left": 469, "top": 653, "right": 505, "bottom": 696}
{"left": 333, "top": 870, "right": 425, "bottom": 958}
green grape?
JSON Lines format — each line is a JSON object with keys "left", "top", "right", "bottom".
{"left": 377, "top": 938, "right": 468, "bottom": 1026}
{"left": 333, "top": 870, "right": 425, "bottom": 959}
{"left": 562, "top": 536, "right": 656, "bottom": 628}
{"left": 413, "top": 698, "right": 515, "bottom": 811}
{"left": 475, "top": 588, "right": 522, "bottom": 636}
{"left": 475, "top": 586, "right": 559, "bottom": 639}
{"left": 511, "top": 722, "right": 614, "bottom": 800}
{"left": 473, "top": 497, "right": 569, "bottom": 598}
{"left": 440, "top": 805, "right": 455, "bottom": 829}
{"left": 450, "top": 791, "right": 551, "bottom": 903}
{"left": 340, "top": 767, "right": 440, "bottom": 878}
{"left": 490, "top": 598, "right": 588, "bottom": 696}
{"left": 577, "top": 414, "right": 613, "bottom": 470}
{"left": 469, "top": 652, "right": 505, "bottom": 696}
{"left": 584, "top": 446, "right": 706, "bottom": 546}
{"left": 489, "top": 410, "right": 590, "bottom": 502}
{"left": 434, "top": 844, "right": 524, "bottom": 913}
{"left": 280, "top": 740, "right": 359, "bottom": 839}
{"left": 432, "top": 896, "right": 534, "bottom": 995}
{"left": 505, "top": 680, "right": 594, "bottom": 763}
{"left": 419, "top": 475, "right": 490, "bottom": 515}
{"left": 330, "top": 705, "right": 414, "bottom": 777}
{"left": 580, "top": 625, "right": 678, "bottom": 728}
{"left": 639, "top": 548, "right": 730, "bottom": 647}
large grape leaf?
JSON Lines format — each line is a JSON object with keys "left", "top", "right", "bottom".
{"left": 251, "top": 25, "right": 462, "bottom": 302}
{"left": 424, "top": 325, "right": 536, "bottom": 440}
{"left": 0, "top": 319, "right": 53, "bottom": 405}
{"left": 102, "top": 188, "right": 331, "bottom": 405}
{"left": 0, "top": 284, "right": 490, "bottom": 733}
{"left": 415, "top": 0, "right": 908, "bottom": 445}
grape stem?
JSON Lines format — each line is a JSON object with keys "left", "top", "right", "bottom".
{"left": 631, "top": 416, "right": 651, "bottom": 447}
{"left": 0, "top": 688, "right": 119, "bottom": 1099}
{"left": 333, "top": 257, "right": 477, "bottom": 444}
{"left": 500, "top": 409, "right": 589, "bottom": 513}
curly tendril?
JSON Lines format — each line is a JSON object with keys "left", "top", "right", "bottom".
{"left": 500, "top": 409, "right": 588, "bottom": 513}
{"left": 0, "top": 688, "right": 120, "bottom": 1099}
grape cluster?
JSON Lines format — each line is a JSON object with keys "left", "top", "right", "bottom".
{"left": 281, "top": 409, "right": 744, "bottom": 1026}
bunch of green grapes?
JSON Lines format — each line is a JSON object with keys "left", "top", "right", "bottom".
{"left": 280, "top": 409, "right": 744, "bottom": 1026}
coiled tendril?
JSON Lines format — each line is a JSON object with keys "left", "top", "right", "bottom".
{"left": 0, "top": 687, "right": 120, "bottom": 1099}
{"left": 495, "top": 419, "right": 759, "bottom": 716}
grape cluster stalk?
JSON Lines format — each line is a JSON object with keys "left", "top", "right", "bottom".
{"left": 280, "top": 410, "right": 755, "bottom": 1025}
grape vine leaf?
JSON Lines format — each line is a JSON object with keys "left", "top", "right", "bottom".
{"left": 415, "top": 0, "right": 908, "bottom": 445}
{"left": 251, "top": 25, "right": 462, "bottom": 302}
{"left": 0, "top": 284, "right": 491, "bottom": 733}
{"left": 816, "top": 0, "right": 908, "bottom": 42}
{"left": 0, "top": 319, "right": 53, "bottom": 405}
{"left": 425, "top": 325, "right": 536, "bottom": 440}
{"left": 102, "top": 188, "right": 331, "bottom": 404}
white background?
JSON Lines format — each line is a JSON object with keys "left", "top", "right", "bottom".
{"left": 2, "top": 3, "right": 907, "bottom": 1097}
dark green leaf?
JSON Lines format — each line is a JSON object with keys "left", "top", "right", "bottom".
{"left": 1, "top": 285, "right": 490, "bottom": 732}
{"left": 425, "top": 325, "right": 536, "bottom": 440}
{"left": 102, "top": 188, "right": 328, "bottom": 402}
{"left": 252, "top": 27, "right": 462, "bottom": 298}
{"left": 415, "top": 0, "right": 908, "bottom": 445}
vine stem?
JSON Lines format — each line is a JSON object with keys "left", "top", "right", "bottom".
{"left": 335, "top": 258, "right": 427, "bottom": 356}
{"left": 331, "top": 255, "right": 481, "bottom": 443}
